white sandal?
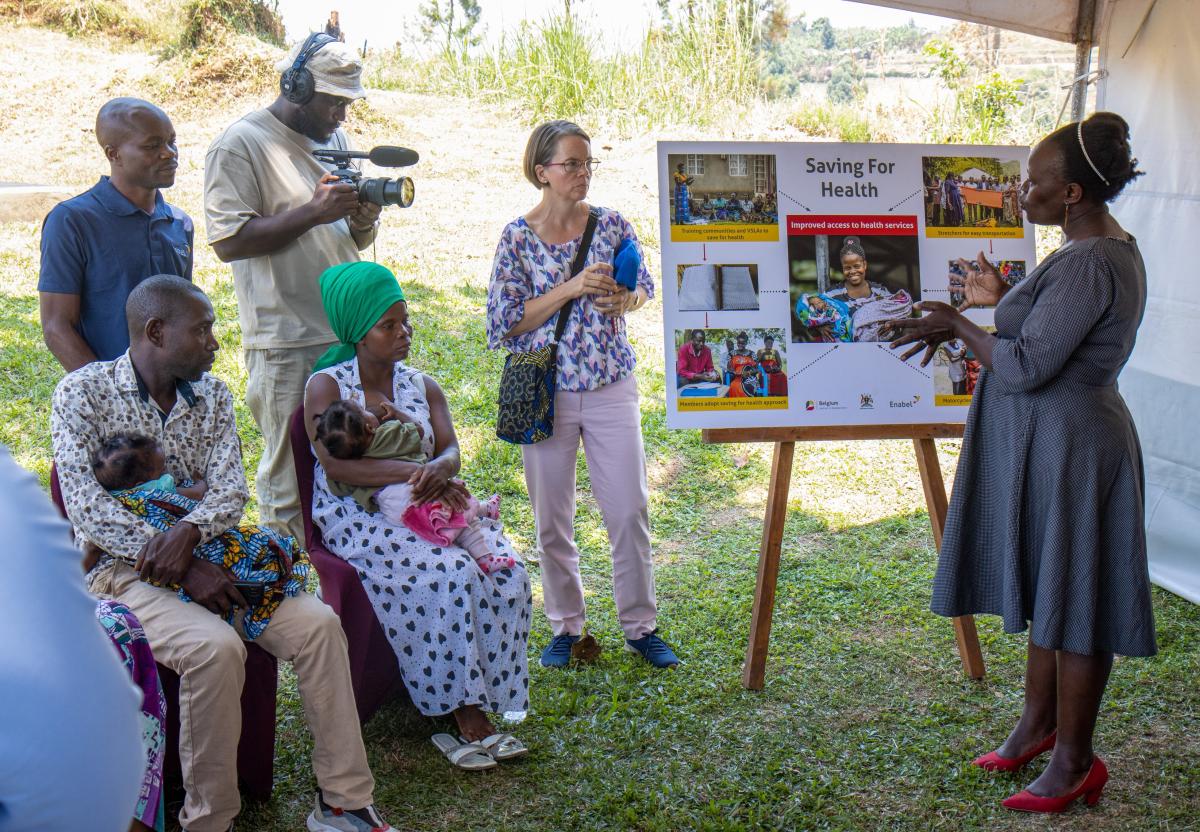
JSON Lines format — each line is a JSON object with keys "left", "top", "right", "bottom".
{"left": 430, "top": 733, "right": 497, "bottom": 770}
{"left": 463, "top": 732, "right": 529, "bottom": 761}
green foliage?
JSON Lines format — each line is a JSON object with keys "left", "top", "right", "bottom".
{"left": 788, "top": 102, "right": 873, "bottom": 143}
{"left": 923, "top": 38, "right": 1025, "bottom": 144}
{"left": 923, "top": 156, "right": 1016, "bottom": 181}
{"left": 761, "top": 17, "right": 931, "bottom": 96}
{"left": 826, "top": 55, "right": 866, "bottom": 105}
{"left": 882, "top": 19, "right": 927, "bottom": 52}
{"left": 418, "top": 0, "right": 482, "bottom": 54}
{"left": 924, "top": 37, "right": 967, "bottom": 86}
{"left": 176, "top": 0, "right": 283, "bottom": 49}
{"left": 0, "top": 0, "right": 163, "bottom": 41}
{"left": 373, "top": 0, "right": 762, "bottom": 129}
{"left": 813, "top": 15, "right": 834, "bottom": 49}
{"left": 959, "top": 72, "right": 1023, "bottom": 138}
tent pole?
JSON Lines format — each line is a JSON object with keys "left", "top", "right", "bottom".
{"left": 1071, "top": 0, "right": 1099, "bottom": 121}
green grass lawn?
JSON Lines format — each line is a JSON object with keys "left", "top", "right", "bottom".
{"left": 3, "top": 251, "right": 1197, "bottom": 832}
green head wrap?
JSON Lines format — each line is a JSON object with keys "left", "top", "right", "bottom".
{"left": 313, "top": 261, "right": 407, "bottom": 372}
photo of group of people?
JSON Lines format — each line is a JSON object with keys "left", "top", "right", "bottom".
{"left": 675, "top": 328, "right": 788, "bottom": 403}
{"left": 668, "top": 153, "right": 779, "bottom": 227}
{"left": 947, "top": 257, "right": 1027, "bottom": 309}
{"left": 788, "top": 232, "right": 921, "bottom": 344}
{"left": 923, "top": 156, "right": 1023, "bottom": 233}
{"left": 676, "top": 263, "right": 760, "bottom": 311}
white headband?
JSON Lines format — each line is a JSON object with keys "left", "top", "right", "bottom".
{"left": 1077, "top": 122, "right": 1110, "bottom": 186}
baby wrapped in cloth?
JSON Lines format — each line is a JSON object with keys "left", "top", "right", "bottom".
{"left": 850, "top": 290, "right": 913, "bottom": 342}
{"left": 91, "top": 432, "right": 309, "bottom": 639}
{"left": 317, "top": 400, "right": 513, "bottom": 575}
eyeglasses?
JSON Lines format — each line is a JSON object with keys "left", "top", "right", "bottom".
{"left": 543, "top": 158, "right": 601, "bottom": 175}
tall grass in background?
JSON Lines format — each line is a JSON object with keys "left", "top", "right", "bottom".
{"left": 369, "top": 1, "right": 762, "bottom": 129}
{"left": 0, "top": 0, "right": 176, "bottom": 41}
{"left": 367, "top": 8, "right": 1073, "bottom": 146}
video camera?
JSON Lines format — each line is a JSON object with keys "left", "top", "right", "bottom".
{"left": 312, "top": 145, "right": 419, "bottom": 208}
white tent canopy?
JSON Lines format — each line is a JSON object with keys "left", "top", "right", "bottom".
{"left": 850, "top": 0, "right": 1199, "bottom": 603}
{"left": 849, "top": 0, "right": 1094, "bottom": 42}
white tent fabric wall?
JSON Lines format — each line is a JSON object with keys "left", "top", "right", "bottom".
{"left": 848, "top": 0, "right": 1198, "bottom": 604}
{"left": 1097, "top": 0, "right": 1200, "bottom": 604}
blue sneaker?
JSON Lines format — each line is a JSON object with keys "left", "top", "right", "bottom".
{"left": 625, "top": 629, "right": 680, "bottom": 668}
{"left": 539, "top": 634, "right": 580, "bottom": 667}
{"left": 307, "top": 791, "right": 392, "bottom": 831}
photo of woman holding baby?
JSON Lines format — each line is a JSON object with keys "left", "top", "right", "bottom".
{"left": 790, "top": 235, "right": 918, "bottom": 344}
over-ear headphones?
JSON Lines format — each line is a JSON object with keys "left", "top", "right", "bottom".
{"left": 280, "top": 32, "right": 337, "bottom": 105}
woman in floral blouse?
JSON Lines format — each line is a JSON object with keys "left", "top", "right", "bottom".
{"left": 486, "top": 120, "right": 679, "bottom": 669}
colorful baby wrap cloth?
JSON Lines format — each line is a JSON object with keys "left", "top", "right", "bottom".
{"left": 796, "top": 292, "right": 853, "bottom": 342}
{"left": 851, "top": 290, "right": 913, "bottom": 342}
{"left": 111, "top": 488, "right": 310, "bottom": 638}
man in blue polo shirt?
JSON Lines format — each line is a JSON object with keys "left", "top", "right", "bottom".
{"left": 39, "top": 97, "right": 193, "bottom": 371}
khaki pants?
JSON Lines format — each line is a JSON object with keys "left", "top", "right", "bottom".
{"left": 244, "top": 343, "right": 333, "bottom": 541}
{"left": 521, "top": 374, "right": 657, "bottom": 639}
{"left": 108, "top": 563, "right": 373, "bottom": 832}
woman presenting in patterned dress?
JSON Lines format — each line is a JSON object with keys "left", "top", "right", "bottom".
{"left": 886, "top": 113, "right": 1152, "bottom": 813}
{"left": 487, "top": 120, "right": 679, "bottom": 670}
{"left": 304, "top": 262, "right": 532, "bottom": 764}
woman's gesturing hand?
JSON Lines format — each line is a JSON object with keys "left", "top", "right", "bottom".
{"left": 951, "top": 252, "right": 1009, "bottom": 311}
{"left": 883, "top": 301, "right": 961, "bottom": 366}
{"left": 571, "top": 262, "right": 618, "bottom": 299}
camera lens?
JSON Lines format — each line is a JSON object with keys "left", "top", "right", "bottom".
{"left": 359, "top": 176, "right": 415, "bottom": 208}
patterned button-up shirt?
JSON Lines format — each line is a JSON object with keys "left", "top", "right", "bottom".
{"left": 50, "top": 352, "right": 249, "bottom": 588}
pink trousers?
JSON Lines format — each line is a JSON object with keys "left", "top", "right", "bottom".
{"left": 521, "top": 374, "right": 657, "bottom": 639}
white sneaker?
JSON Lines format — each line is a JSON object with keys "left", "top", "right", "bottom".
{"left": 306, "top": 792, "right": 393, "bottom": 832}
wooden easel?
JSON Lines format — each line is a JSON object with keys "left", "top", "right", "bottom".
{"left": 702, "top": 424, "right": 986, "bottom": 690}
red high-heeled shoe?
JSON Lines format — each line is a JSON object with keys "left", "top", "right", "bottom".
{"left": 1002, "top": 756, "right": 1108, "bottom": 813}
{"left": 972, "top": 731, "right": 1057, "bottom": 772}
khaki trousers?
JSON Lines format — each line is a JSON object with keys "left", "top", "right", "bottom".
{"left": 108, "top": 563, "right": 373, "bottom": 832}
{"left": 244, "top": 343, "right": 333, "bottom": 541}
{"left": 521, "top": 374, "right": 658, "bottom": 639}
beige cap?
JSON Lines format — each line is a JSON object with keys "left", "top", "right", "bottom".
{"left": 277, "top": 37, "right": 366, "bottom": 100}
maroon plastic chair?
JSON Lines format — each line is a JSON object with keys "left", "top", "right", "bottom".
{"left": 50, "top": 465, "right": 277, "bottom": 801}
{"left": 289, "top": 405, "right": 406, "bottom": 724}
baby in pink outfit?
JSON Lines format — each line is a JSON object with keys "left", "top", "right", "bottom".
{"left": 316, "top": 399, "right": 515, "bottom": 575}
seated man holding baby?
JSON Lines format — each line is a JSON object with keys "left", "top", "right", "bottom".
{"left": 51, "top": 274, "right": 393, "bottom": 832}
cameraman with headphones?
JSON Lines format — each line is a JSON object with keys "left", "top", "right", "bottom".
{"left": 204, "top": 34, "right": 381, "bottom": 542}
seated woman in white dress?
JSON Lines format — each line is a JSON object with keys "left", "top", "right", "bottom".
{"left": 303, "top": 262, "right": 532, "bottom": 768}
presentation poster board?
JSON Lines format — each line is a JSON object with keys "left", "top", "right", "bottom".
{"left": 659, "top": 141, "right": 1036, "bottom": 429}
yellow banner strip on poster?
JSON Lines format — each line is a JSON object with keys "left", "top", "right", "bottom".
{"left": 671, "top": 223, "right": 780, "bottom": 243}
{"left": 935, "top": 394, "right": 974, "bottom": 406}
{"left": 678, "top": 396, "right": 790, "bottom": 411}
{"left": 926, "top": 227, "right": 1025, "bottom": 239}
